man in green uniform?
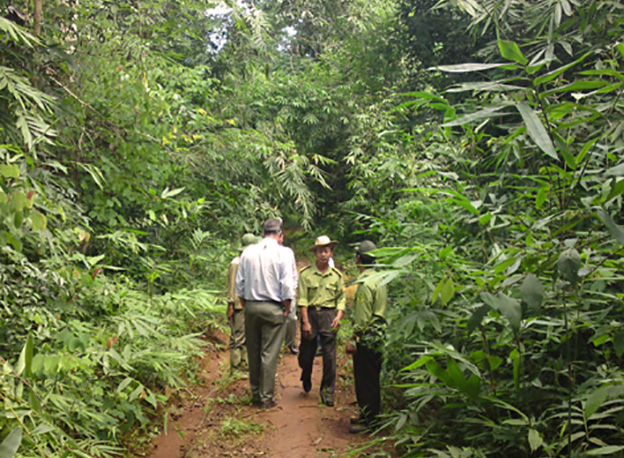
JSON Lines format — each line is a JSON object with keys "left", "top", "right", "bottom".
{"left": 346, "top": 240, "right": 388, "bottom": 433}
{"left": 298, "top": 235, "right": 346, "bottom": 407}
{"left": 226, "top": 233, "right": 259, "bottom": 371}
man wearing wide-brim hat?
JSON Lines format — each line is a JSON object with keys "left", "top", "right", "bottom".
{"left": 297, "top": 235, "right": 346, "bottom": 407}
{"left": 226, "top": 233, "right": 261, "bottom": 371}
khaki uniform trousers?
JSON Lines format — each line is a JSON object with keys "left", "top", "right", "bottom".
{"left": 244, "top": 300, "right": 286, "bottom": 403}
{"left": 229, "top": 309, "right": 247, "bottom": 369}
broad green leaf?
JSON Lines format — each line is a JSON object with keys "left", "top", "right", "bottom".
{"left": 605, "top": 179, "right": 624, "bottom": 203}
{"left": 576, "top": 138, "right": 598, "bottom": 164}
{"left": 528, "top": 429, "right": 542, "bottom": 452}
{"left": 487, "top": 355, "right": 503, "bottom": 371}
{"left": 0, "top": 427, "right": 22, "bottom": 458}
{"left": 479, "top": 213, "right": 492, "bottom": 225}
{"left": 466, "top": 304, "right": 489, "bottom": 335}
{"left": 498, "top": 40, "right": 527, "bottom": 65}
{"left": 117, "top": 377, "right": 134, "bottom": 393}
{"left": 447, "top": 198, "right": 479, "bottom": 215}
{"left": 578, "top": 69, "right": 624, "bottom": 82}
{"left": 31, "top": 423, "right": 55, "bottom": 435}
{"left": 440, "top": 278, "right": 455, "bottom": 306}
{"left": 494, "top": 256, "right": 518, "bottom": 275}
{"left": 536, "top": 186, "right": 547, "bottom": 209}
{"left": 425, "top": 359, "right": 451, "bottom": 386}
{"left": 520, "top": 274, "right": 544, "bottom": 312}
{"left": 15, "top": 333, "right": 34, "bottom": 378}
{"left": 439, "top": 246, "right": 453, "bottom": 261}
{"left": 30, "top": 211, "right": 46, "bottom": 231}
{"left": 557, "top": 248, "right": 581, "bottom": 282}
{"left": 533, "top": 51, "right": 592, "bottom": 85}
{"left": 614, "top": 333, "right": 624, "bottom": 358}
{"left": 481, "top": 292, "right": 522, "bottom": 332}
{"left": 516, "top": 103, "right": 557, "bottom": 160}
{"left": 595, "top": 207, "right": 624, "bottom": 245}
{"left": 430, "top": 63, "right": 508, "bottom": 73}
{"left": 586, "top": 445, "right": 624, "bottom": 455}
{"left": 447, "top": 81, "right": 525, "bottom": 93}
{"left": 605, "top": 163, "right": 624, "bottom": 177}
{"left": 540, "top": 80, "right": 609, "bottom": 97}
{"left": 11, "top": 190, "right": 26, "bottom": 212}
{"left": 401, "top": 355, "right": 433, "bottom": 372}
{"left": 161, "top": 187, "right": 186, "bottom": 199}
{"left": 1, "top": 164, "right": 20, "bottom": 178}
{"left": 585, "top": 386, "right": 610, "bottom": 419}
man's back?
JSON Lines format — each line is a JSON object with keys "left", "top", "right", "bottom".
{"left": 236, "top": 237, "right": 296, "bottom": 304}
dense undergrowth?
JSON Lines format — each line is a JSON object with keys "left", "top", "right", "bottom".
{"left": 2, "top": 0, "right": 624, "bottom": 457}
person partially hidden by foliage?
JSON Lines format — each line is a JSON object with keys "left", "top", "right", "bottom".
{"left": 235, "top": 218, "right": 297, "bottom": 409}
{"left": 226, "top": 233, "right": 260, "bottom": 371}
{"left": 346, "top": 240, "right": 388, "bottom": 433}
{"left": 297, "top": 235, "right": 346, "bottom": 407}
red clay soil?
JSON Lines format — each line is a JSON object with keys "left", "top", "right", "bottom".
{"left": 142, "top": 332, "right": 374, "bottom": 458}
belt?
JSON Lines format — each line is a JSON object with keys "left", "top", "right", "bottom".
{"left": 310, "top": 306, "right": 335, "bottom": 312}
{"left": 247, "top": 299, "right": 283, "bottom": 306}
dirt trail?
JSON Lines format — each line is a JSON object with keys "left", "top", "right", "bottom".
{"left": 144, "top": 333, "right": 366, "bottom": 458}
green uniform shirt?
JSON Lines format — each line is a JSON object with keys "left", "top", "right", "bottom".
{"left": 353, "top": 268, "right": 388, "bottom": 337}
{"left": 227, "top": 256, "right": 244, "bottom": 310}
{"left": 297, "top": 263, "right": 346, "bottom": 311}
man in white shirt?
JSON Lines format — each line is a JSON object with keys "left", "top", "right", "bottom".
{"left": 236, "top": 218, "right": 297, "bottom": 409}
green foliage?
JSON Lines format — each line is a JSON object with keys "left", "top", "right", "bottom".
{"left": 365, "top": 0, "right": 624, "bottom": 456}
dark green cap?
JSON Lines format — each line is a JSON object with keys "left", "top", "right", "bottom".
{"left": 357, "top": 240, "right": 377, "bottom": 255}
{"left": 241, "top": 233, "right": 259, "bottom": 250}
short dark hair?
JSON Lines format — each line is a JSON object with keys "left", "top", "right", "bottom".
{"left": 263, "top": 218, "right": 282, "bottom": 236}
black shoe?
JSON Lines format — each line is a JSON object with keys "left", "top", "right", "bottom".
{"left": 303, "top": 378, "right": 312, "bottom": 393}
{"left": 322, "top": 398, "right": 334, "bottom": 407}
{"left": 289, "top": 345, "right": 299, "bottom": 355}
{"left": 260, "top": 400, "right": 277, "bottom": 410}
{"left": 350, "top": 415, "right": 363, "bottom": 424}
{"left": 349, "top": 423, "right": 368, "bottom": 434}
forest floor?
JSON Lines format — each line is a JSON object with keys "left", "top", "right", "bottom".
{"left": 141, "top": 329, "right": 382, "bottom": 458}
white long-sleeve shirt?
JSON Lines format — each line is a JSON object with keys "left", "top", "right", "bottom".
{"left": 235, "top": 237, "right": 297, "bottom": 303}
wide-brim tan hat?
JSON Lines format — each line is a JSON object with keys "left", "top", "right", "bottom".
{"left": 309, "top": 235, "right": 339, "bottom": 251}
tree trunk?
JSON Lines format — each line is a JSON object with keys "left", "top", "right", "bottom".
{"left": 33, "top": 0, "right": 43, "bottom": 37}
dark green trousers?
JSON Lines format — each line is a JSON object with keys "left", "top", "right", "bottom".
{"left": 353, "top": 341, "right": 382, "bottom": 425}
{"left": 244, "top": 301, "right": 285, "bottom": 403}
{"left": 298, "top": 308, "right": 337, "bottom": 404}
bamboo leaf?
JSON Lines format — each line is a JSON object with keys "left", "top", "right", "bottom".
{"left": 557, "top": 248, "right": 581, "bottom": 282}
{"left": 498, "top": 40, "right": 527, "bottom": 65}
{"left": 0, "top": 428, "right": 22, "bottom": 458}
{"left": 586, "top": 446, "right": 624, "bottom": 455}
{"left": 533, "top": 51, "right": 592, "bottom": 85}
{"left": 481, "top": 292, "right": 521, "bottom": 332}
{"left": 585, "top": 386, "right": 610, "bottom": 419}
{"left": 528, "top": 429, "right": 543, "bottom": 452}
{"left": 430, "top": 63, "right": 509, "bottom": 73}
{"left": 516, "top": 103, "right": 557, "bottom": 160}
{"left": 521, "top": 274, "right": 544, "bottom": 312}
{"left": 595, "top": 207, "right": 624, "bottom": 245}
